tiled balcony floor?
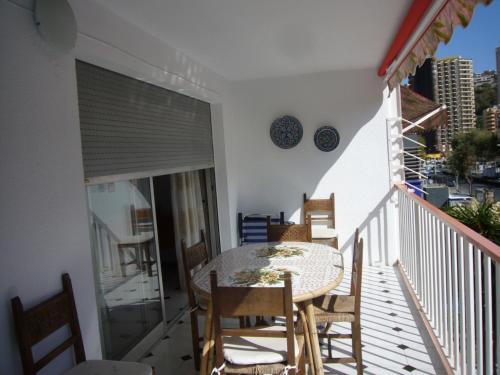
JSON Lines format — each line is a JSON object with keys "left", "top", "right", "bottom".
{"left": 140, "top": 265, "right": 444, "bottom": 374}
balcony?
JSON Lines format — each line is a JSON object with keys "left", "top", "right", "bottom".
{"left": 140, "top": 265, "right": 447, "bottom": 375}
{"left": 128, "top": 184, "right": 500, "bottom": 375}
{"left": 3, "top": 0, "right": 498, "bottom": 374}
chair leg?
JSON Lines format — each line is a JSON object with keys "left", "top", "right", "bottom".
{"left": 352, "top": 321, "right": 363, "bottom": 375}
{"left": 117, "top": 247, "right": 127, "bottom": 277}
{"left": 322, "top": 322, "right": 332, "bottom": 334}
{"left": 190, "top": 311, "right": 201, "bottom": 371}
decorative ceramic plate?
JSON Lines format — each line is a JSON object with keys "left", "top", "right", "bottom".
{"left": 270, "top": 115, "right": 303, "bottom": 149}
{"left": 314, "top": 125, "right": 340, "bottom": 152}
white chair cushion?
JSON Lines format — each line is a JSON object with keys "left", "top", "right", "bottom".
{"left": 311, "top": 226, "right": 338, "bottom": 239}
{"left": 223, "top": 326, "right": 298, "bottom": 366}
{"left": 65, "top": 360, "right": 152, "bottom": 375}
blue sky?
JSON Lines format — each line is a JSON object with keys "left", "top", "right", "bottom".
{"left": 435, "top": 1, "right": 500, "bottom": 73}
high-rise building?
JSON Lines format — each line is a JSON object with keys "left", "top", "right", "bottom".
{"left": 496, "top": 47, "right": 500, "bottom": 104}
{"left": 483, "top": 106, "right": 500, "bottom": 133}
{"left": 433, "top": 57, "right": 476, "bottom": 151}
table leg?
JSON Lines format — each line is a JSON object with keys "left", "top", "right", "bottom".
{"left": 304, "top": 299, "right": 324, "bottom": 375}
{"left": 298, "top": 306, "right": 314, "bottom": 375}
{"left": 200, "top": 300, "right": 213, "bottom": 375}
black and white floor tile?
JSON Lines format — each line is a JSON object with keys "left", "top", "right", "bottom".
{"left": 140, "top": 266, "right": 444, "bottom": 374}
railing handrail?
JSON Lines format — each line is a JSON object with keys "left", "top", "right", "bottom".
{"left": 395, "top": 183, "right": 500, "bottom": 262}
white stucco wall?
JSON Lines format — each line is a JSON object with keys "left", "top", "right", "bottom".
{"left": 0, "top": 0, "right": 231, "bottom": 373}
{"left": 0, "top": 1, "right": 101, "bottom": 373}
{"left": 0, "top": 1, "right": 399, "bottom": 373}
{"left": 223, "top": 69, "right": 399, "bottom": 263}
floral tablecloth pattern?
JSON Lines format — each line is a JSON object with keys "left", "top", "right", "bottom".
{"left": 192, "top": 242, "right": 343, "bottom": 301}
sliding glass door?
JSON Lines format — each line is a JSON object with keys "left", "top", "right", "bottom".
{"left": 87, "top": 177, "right": 163, "bottom": 360}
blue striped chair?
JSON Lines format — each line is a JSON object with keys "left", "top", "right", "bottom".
{"left": 238, "top": 212, "right": 286, "bottom": 246}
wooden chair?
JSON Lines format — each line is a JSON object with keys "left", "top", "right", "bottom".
{"left": 181, "top": 230, "right": 210, "bottom": 371}
{"left": 312, "top": 228, "right": 364, "bottom": 374}
{"left": 181, "top": 230, "right": 245, "bottom": 370}
{"left": 210, "top": 270, "right": 305, "bottom": 375}
{"left": 303, "top": 193, "right": 338, "bottom": 248}
{"left": 11, "top": 273, "right": 154, "bottom": 375}
{"left": 266, "top": 216, "right": 312, "bottom": 242}
{"left": 130, "top": 205, "right": 154, "bottom": 235}
{"left": 127, "top": 205, "right": 156, "bottom": 277}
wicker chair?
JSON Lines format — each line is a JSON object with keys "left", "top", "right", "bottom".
{"left": 312, "top": 228, "right": 364, "bottom": 374}
{"left": 210, "top": 270, "right": 305, "bottom": 375}
{"left": 266, "top": 217, "right": 312, "bottom": 242}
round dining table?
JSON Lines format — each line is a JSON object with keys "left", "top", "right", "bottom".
{"left": 192, "top": 241, "right": 344, "bottom": 375}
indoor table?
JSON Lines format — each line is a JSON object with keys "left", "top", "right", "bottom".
{"left": 192, "top": 241, "right": 344, "bottom": 375}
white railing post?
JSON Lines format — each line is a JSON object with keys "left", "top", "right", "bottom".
{"left": 474, "top": 248, "right": 483, "bottom": 375}
{"left": 414, "top": 203, "right": 422, "bottom": 297}
{"left": 484, "top": 256, "right": 493, "bottom": 374}
{"left": 395, "top": 184, "right": 500, "bottom": 374}
{"left": 464, "top": 240, "right": 475, "bottom": 374}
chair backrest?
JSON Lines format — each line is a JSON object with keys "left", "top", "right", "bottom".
{"left": 181, "top": 230, "right": 209, "bottom": 308}
{"left": 130, "top": 205, "right": 153, "bottom": 235}
{"left": 11, "top": 274, "right": 86, "bottom": 375}
{"left": 351, "top": 228, "right": 364, "bottom": 316}
{"left": 303, "top": 193, "right": 335, "bottom": 228}
{"left": 237, "top": 212, "right": 285, "bottom": 245}
{"left": 210, "top": 270, "right": 296, "bottom": 370}
{"left": 266, "top": 216, "right": 311, "bottom": 242}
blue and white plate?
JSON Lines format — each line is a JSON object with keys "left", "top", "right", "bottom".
{"left": 314, "top": 125, "right": 340, "bottom": 152}
{"left": 270, "top": 115, "right": 303, "bottom": 149}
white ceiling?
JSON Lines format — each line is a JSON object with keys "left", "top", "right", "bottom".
{"left": 93, "top": 0, "right": 411, "bottom": 81}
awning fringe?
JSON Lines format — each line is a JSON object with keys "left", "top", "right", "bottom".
{"left": 388, "top": 0, "right": 493, "bottom": 90}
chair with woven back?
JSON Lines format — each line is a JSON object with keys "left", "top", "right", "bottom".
{"left": 312, "top": 228, "right": 364, "bottom": 374}
{"left": 181, "top": 230, "right": 245, "bottom": 370}
{"left": 303, "top": 193, "right": 338, "bottom": 248}
{"left": 266, "top": 216, "right": 312, "bottom": 242}
{"left": 11, "top": 273, "right": 154, "bottom": 375}
{"left": 210, "top": 270, "right": 305, "bottom": 375}
{"left": 181, "top": 230, "right": 210, "bottom": 371}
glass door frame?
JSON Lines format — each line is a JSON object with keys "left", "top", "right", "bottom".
{"left": 85, "top": 175, "right": 167, "bottom": 361}
{"left": 85, "top": 168, "right": 221, "bottom": 360}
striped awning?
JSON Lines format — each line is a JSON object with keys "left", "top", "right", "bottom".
{"left": 387, "top": 0, "right": 492, "bottom": 90}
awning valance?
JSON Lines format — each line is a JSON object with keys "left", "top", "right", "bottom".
{"left": 386, "top": 0, "right": 492, "bottom": 90}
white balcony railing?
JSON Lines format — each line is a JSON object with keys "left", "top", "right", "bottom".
{"left": 396, "top": 184, "right": 500, "bottom": 374}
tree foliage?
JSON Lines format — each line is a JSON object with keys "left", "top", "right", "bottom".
{"left": 446, "top": 130, "right": 499, "bottom": 193}
{"left": 447, "top": 134, "right": 476, "bottom": 179}
{"left": 445, "top": 200, "right": 500, "bottom": 245}
{"left": 475, "top": 81, "right": 497, "bottom": 128}
{"left": 447, "top": 130, "right": 499, "bottom": 178}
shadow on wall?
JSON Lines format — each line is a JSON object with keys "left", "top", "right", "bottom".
{"left": 229, "top": 68, "right": 390, "bottom": 260}
{"left": 338, "top": 188, "right": 396, "bottom": 267}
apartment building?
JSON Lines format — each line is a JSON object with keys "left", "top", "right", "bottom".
{"left": 433, "top": 57, "right": 476, "bottom": 151}
{"left": 473, "top": 70, "right": 496, "bottom": 87}
{"left": 483, "top": 105, "right": 500, "bottom": 133}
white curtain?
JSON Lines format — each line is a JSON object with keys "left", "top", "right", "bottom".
{"left": 171, "top": 171, "right": 206, "bottom": 290}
